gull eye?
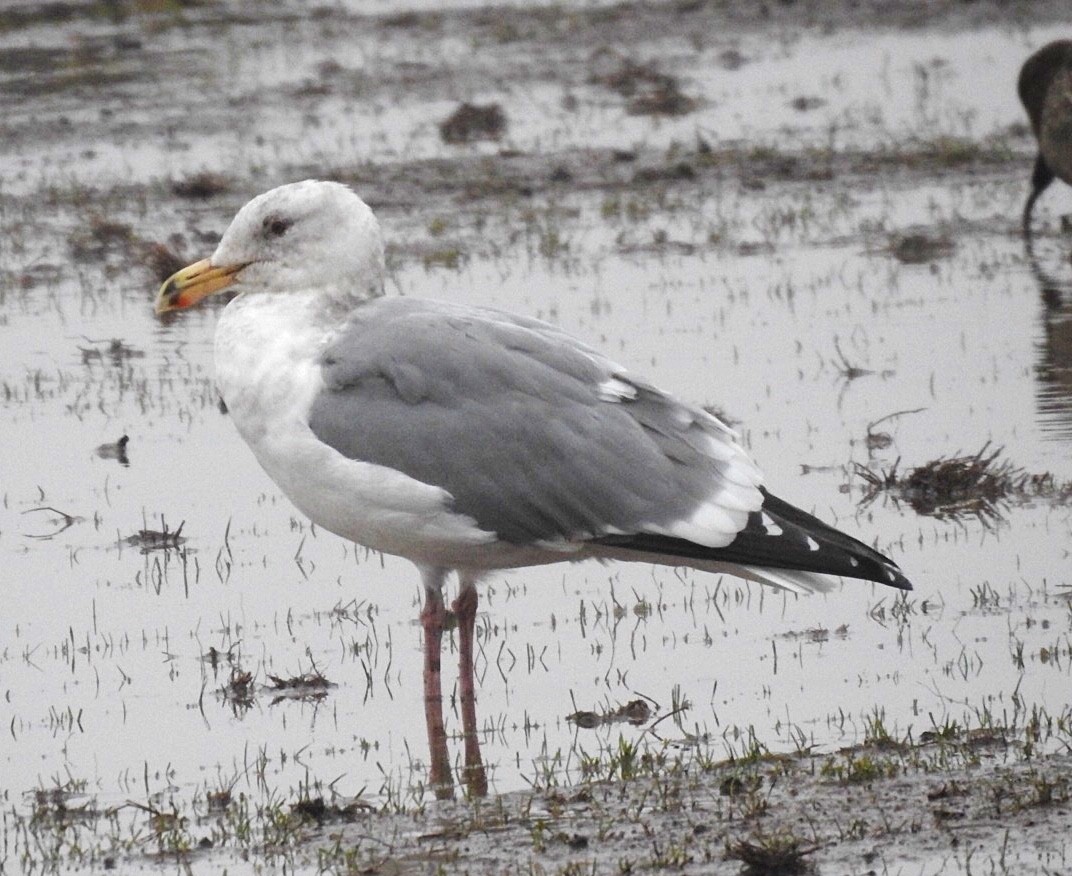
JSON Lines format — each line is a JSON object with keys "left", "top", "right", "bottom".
{"left": 263, "top": 215, "right": 292, "bottom": 237}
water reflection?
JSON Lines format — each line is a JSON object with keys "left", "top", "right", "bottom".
{"left": 1024, "top": 233, "right": 1072, "bottom": 442}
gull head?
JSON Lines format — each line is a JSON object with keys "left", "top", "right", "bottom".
{"left": 155, "top": 180, "right": 385, "bottom": 314}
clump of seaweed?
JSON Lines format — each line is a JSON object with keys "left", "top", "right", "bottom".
{"left": 590, "top": 57, "right": 697, "bottom": 116}
{"left": 123, "top": 519, "right": 185, "bottom": 552}
{"left": 439, "top": 102, "right": 507, "bottom": 144}
{"left": 221, "top": 667, "right": 256, "bottom": 711}
{"left": 887, "top": 227, "right": 956, "bottom": 264}
{"left": 171, "top": 171, "right": 230, "bottom": 199}
{"left": 29, "top": 784, "right": 100, "bottom": 828}
{"left": 627, "top": 77, "right": 696, "bottom": 116}
{"left": 857, "top": 444, "right": 1071, "bottom": 522}
{"left": 79, "top": 336, "right": 144, "bottom": 366}
{"left": 567, "top": 698, "right": 652, "bottom": 729}
{"left": 267, "top": 661, "right": 334, "bottom": 704}
{"left": 291, "top": 796, "right": 372, "bottom": 823}
{"left": 726, "top": 831, "right": 818, "bottom": 875}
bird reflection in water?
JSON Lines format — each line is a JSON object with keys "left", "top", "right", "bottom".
{"left": 1024, "top": 233, "right": 1072, "bottom": 443}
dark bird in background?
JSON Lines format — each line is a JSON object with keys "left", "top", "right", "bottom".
{"left": 1019, "top": 40, "right": 1072, "bottom": 235}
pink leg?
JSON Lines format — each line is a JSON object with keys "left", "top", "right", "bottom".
{"left": 420, "top": 568, "right": 453, "bottom": 800}
{"left": 453, "top": 576, "right": 488, "bottom": 798}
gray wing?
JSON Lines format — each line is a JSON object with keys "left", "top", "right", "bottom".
{"left": 308, "top": 298, "right": 763, "bottom": 547}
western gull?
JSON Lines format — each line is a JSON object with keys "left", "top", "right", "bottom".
{"left": 1019, "top": 39, "right": 1072, "bottom": 234}
{"left": 155, "top": 180, "right": 913, "bottom": 797}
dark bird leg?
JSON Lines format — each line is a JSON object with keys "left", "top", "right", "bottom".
{"left": 1023, "top": 209, "right": 1067, "bottom": 309}
{"left": 454, "top": 575, "right": 488, "bottom": 798}
{"left": 1023, "top": 154, "right": 1055, "bottom": 237}
{"left": 419, "top": 567, "right": 454, "bottom": 799}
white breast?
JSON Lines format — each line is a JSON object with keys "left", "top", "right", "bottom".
{"left": 214, "top": 292, "right": 496, "bottom": 563}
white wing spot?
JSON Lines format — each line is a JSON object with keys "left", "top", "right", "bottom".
{"left": 653, "top": 500, "right": 743, "bottom": 549}
{"left": 597, "top": 377, "right": 638, "bottom": 402}
{"left": 849, "top": 556, "right": 860, "bottom": 567}
{"left": 534, "top": 538, "right": 584, "bottom": 554}
{"left": 806, "top": 536, "right": 820, "bottom": 552}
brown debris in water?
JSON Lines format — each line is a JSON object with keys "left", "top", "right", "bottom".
{"left": 716, "top": 47, "right": 748, "bottom": 70}
{"left": 864, "top": 408, "right": 926, "bottom": 453}
{"left": 222, "top": 667, "right": 255, "bottom": 709}
{"left": 779, "top": 624, "right": 849, "bottom": 643}
{"left": 591, "top": 57, "right": 698, "bottom": 116}
{"left": 633, "top": 162, "right": 696, "bottom": 183}
{"left": 567, "top": 698, "right": 652, "bottom": 729}
{"left": 30, "top": 786, "right": 99, "bottom": 828}
{"left": 123, "top": 519, "right": 185, "bottom": 552}
{"left": 171, "top": 171, "right": 230, "bottom": 199}
{"left": 726, "top": 832, "right": 819, "bottom": 875}
{"left": 439, "top": 102, "right": 507, "bottom": 144}
{"left": 790, "top": 95, "right": 827, "bottom": 112}
{"left": 267, "top": 670, "right": 333, "bottom": 692}
{"left": 267, "top": 663, "right": 335, "bottom": 704}
{"left": 857, "top": 444, "right": 1072, "bottom": 521}
{"left": 888, "top": 228, "right": 956, "bottom": 264}
{"left": 592, "top": 57, "right": 667, "bottom": 97}
{"left": 292, "top": 796, "right": 373, "bottom": 823}
{"left": 627, "top": 78, "right": 697, "bottom": 116}
{"left": 79, "top": 337, "right": 145, "bottom": 366}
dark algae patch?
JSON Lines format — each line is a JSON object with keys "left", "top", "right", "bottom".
{"left": 122, "top": 519, "right": 185, "bottom": 551}
{"left": 888, "top": 227, "right": 956, "bottom": 264}
{"left": 567, "top": 697, "right": 653, "bottom": 729}
{"left": 726, "top": 833, "right": 818, "bottom": 875}
{"left": 590, "top": 55, "right": 698, "bottom": 116}
{"left": 439, "top": 102, "right": 508, "bottom": 144}
{"left": 857, "top": 445, "right": 1072, "bottom": 521}
{"left": 171, "top": 171, "right": 230, "bottom": 200}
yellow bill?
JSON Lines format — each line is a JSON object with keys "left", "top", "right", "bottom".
{"left": 155, "top": 259, "right": 247, "bottom": 314}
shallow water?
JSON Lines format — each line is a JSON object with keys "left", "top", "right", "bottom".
{"left": 2, "top": 8, "right": 1068, "bottom": 194}
{"left": 1, "top": 2, "right": 1071, "bottom": 867}
{"left": 3, "top": 193, "right": 1070, "bottom": 809}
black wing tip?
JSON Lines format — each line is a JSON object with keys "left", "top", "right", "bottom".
{"left": 757, "top": 489, "right": 914, "bottom": 591}
{"left": 837, "top": 555, "right": 913, "bottom": 592}
{"left": 880, "top": 563, "right": 914, "bottom": 592}
{"left": 828, "top": 545, "right": 915, "bottom": 592}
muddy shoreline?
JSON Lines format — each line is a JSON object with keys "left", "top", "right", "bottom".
{"left": 25, "top": 733, "right": 1072, "bottom": 873}
{"left": 306, "top": 739, "right": 1072, "bottom": 874}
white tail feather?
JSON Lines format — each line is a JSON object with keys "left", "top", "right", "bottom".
{"left": 733, "top": 565, "right": 839, "bottom": 595}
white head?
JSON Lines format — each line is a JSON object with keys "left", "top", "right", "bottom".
{"left": 155, "top": 180, "right": 385, "bottom": 314}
